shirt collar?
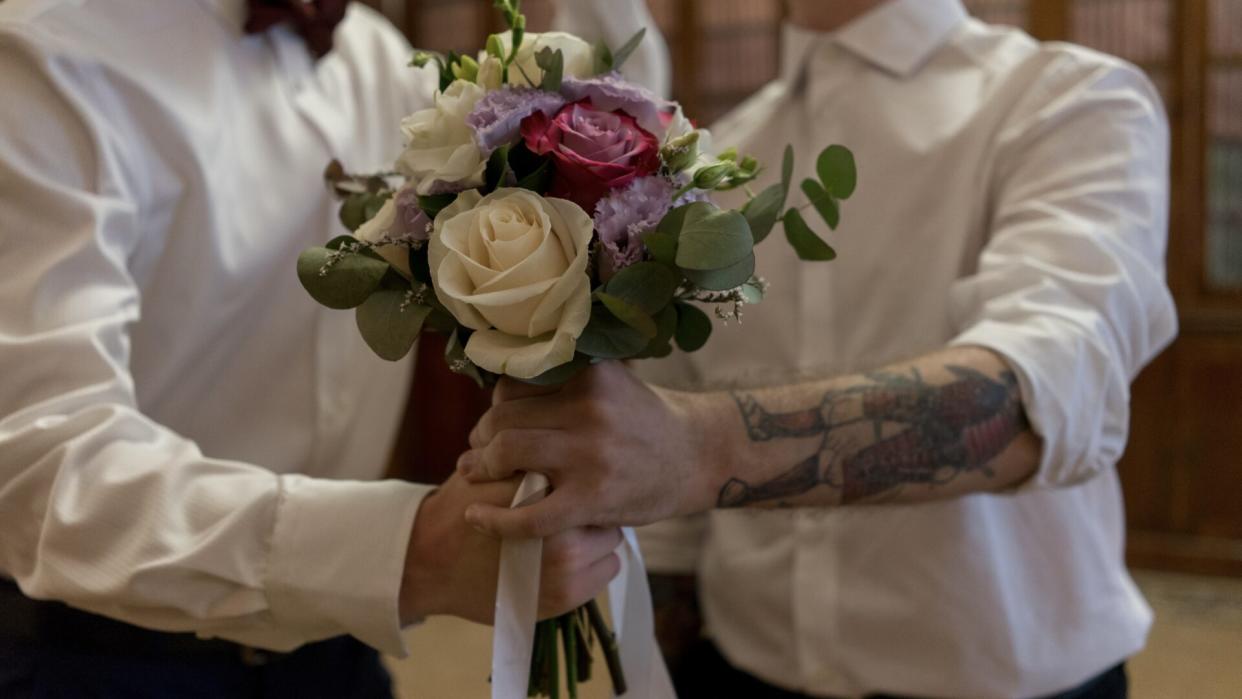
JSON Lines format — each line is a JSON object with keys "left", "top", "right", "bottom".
{"left": 781, "top": 0, "right": 969, "bottom": 82}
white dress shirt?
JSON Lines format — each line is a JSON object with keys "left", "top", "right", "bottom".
{"left": 0, "top": 0, "right": 657, "bottom": 659}
{"left": 636, "top": 1, "right": 1178, "bottom": 697}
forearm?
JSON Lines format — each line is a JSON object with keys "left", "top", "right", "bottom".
{"left": 673, "top": 346, "right": 1040, "bottom": 511}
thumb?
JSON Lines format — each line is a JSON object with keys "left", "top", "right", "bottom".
{"left": 464, "top": 495, "right": 579, "bottom": 539}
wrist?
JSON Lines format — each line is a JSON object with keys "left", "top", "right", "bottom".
{"left": 661, "top": 387, "right": 737, "bottom": 516}
{"left": 399, "top": 489, "right": 447, "bottom": 623}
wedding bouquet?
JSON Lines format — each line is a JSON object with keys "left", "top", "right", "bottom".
{"left": 297, "top": 2, "right": 854, "bottom": 696}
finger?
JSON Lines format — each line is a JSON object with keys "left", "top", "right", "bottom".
{"left": 544, "top": 526, "right": 624, "bottom": 572}
{"left": 470, "top": 399, "right": 570, "bottom": 449}
{"left": 464, "top": 492, "right": 585, "bottom": 539}
{"left": 494, "top": 376, "right": 562, "bottom": 404}
{"left": 538, "top": 551, "right": 622, "bottom": 620}
{"left": 460, "top": 428, "right": 566, "bottom": 483}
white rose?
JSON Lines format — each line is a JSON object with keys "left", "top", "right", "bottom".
{"left": 396, "top": 79, "right": 487, "bottom": 195}
{"left": 496, "top": 31, "right": 596, "bottom": 88}
{"left": 352, "top": 198, "right": 413, "bottom": 278}
{"left": 428, "top": 188, "right": 593, "bottom": 379}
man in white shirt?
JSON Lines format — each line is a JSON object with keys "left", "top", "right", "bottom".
{"left": 0, "top": 0, "right": 661, "bottom": 696}
{"left": 460, "top": 0, "right": 1177, "bottom": 697}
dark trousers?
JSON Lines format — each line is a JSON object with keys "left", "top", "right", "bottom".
{"left": 674, "top": 641, "right": 1128, "bottom": 699}
{"left": 0, "top": 581, "right": 393, "bottom": 699}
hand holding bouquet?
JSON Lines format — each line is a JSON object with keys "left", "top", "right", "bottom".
{"left": 297, "top": 2, "right": 854, "bottom": 696}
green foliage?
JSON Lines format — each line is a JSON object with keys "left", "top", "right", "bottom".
{"left": 577, "top": 305, "right": 649, "bottom": 359}
{"left": 297, "top": 239, "right": 388, "bottom": 310}
{"left": 595, "top": 292, "right": 657, "bottom": 338}
{"left": 610, "top": 28, "right": 646, "bottom": 72}
{"left": 816, "top": 145, "right": 857, "bottom": 200}
{"left": 783, "top": 208, "right": 836, "bottom": 261}
{"left": 521, "top": 353, "right": 590, "bottom": 386}
{"left": 535, "top": 47, "right": 564, "bottom": 92}
{"left": 355, "top": 275, "right": 431, "bottom": 361}
{"left": 740, "top": 277, "right": 766, "bottom": 304}
{"left": 673, "top": 302, "right": 712, "bottom": 352}
{"left": 673, "top": 203, "right": 753, "bottom": 271}
{"left": 642, "top": 231, "right": 677, "bottom": 265}
{"left": 682, "top": 252, "right": 755, "bottom": 291}
{"left": 418, "top": 193, "right": 457, "bottom": 219}
{"left": 636, "top": 305, "right": 678, "bottom": 359}
{"left": 602, "top": 262, "right": 680, "bottom": 315}
{"left": 485, "top": 144, "right": 512, "bottom": 191}
{"left": 445, "top": 329, "right": 487, "bottom": 388}
{"left": 593, "top": 40, "right": 614, "bottom": 76}
{"left": 800, "top": 178, "right": 840, "bottom": 230}
{"left": 508, "top": 142, "right": 553, "bottom": 193}
{"left": 338, "top": 191, "right": 391, "bottom": 232}
{"left": 781, "top": 144, "right": 794, "bottom": 193}
{"left": 742, "top": 182, "right": 785, "bottom": 244}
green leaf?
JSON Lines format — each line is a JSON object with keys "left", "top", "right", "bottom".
{"left": 418, "top": 193, "right": 457, "bottom": 219}
{"left": 800, "top": 178, "right": 840, "bottom": 230}
{"left": 673, "top": 302, "right": 712, "bottom": 352}
{"left": 593, "top": 40, "right": 613, "bottom": 75}
{"left": 514, "top": 157, "right": 552, "bottom": 192}
{"left": 683, "top": 252, "right": 755, "bottom": 291}
{"left": 535, "top": 47, "right": 563, "bottom": 92}
{"left": 816, "top": 145, "right": 857, "bottom": 200}
{"left": 596, "top": 292, "right": 657, "bottom": 338}
{"left": 444, "top": 329, "right": 486, "bottom": 388}
{"left": 783, "top": 208, "right": 837, "bottom": 261}
{"left": 642, "top": 231, "right": 678, "bottom": 265}
{"left": 673, "top": 203, "right": 754, "bottom": 272}
{"left": 355, "top": 279, "right": 431, "bottom": 361}
{"left": 297, "top": 243, "right": 389, "bottom": 309}
{"left": 610, "top": 28, "right": 646, "bottom": 72}
{"left": 655, "top": 202, "right": 694, "bottom": 238}
{"left": 576, "top": 305, "right": 649, "bottom": 358}
{"left": 636, "top": 304, "right": 678, "bottom": 359}
{"left": 603, "top": 261, "right": 680, "bottom": 315}
{"left": 740, "top": 277, "right": 766, "bottom": 304}
{"left": 781, "top": 144, "right": 794, "bottom": 194}
{"left": 743, "top": 182, "right": 786, "bottom": 244}
{"left": 520, "top": 353, "right": 590, "bottom": 386}
{"left": 485, "top": 144, "right": 512, "bottom": 191}
{"left": 339, "top": 191, "right": 390, "bottom": 232}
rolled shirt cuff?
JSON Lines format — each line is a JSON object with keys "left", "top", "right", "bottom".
{"left": 266, "top": 475, "right": 433, "bottom": 657}
{"left": 636, "top": 513, "right": 708, "bottom": 574}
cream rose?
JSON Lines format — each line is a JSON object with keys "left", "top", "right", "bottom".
{"left": 396, "top": 79, "right": 487, "bottom": 195}
{"left": 428, "top": 188, "right": 594, "bottom": 378}
{"left": 495, "top": 31, "right": 595, "bottom": 88}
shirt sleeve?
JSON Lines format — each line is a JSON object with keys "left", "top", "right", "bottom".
{"left": 636, "top": 515, "right": 708, "bottom": 574}
{"left": 948, "top": 53, "right": 1178, "bottom": 490}
{"left": 551, "top": 0, "right": 672, "bottom": 98}
{"left": 0, "top": 30, "right": 430, "bottom": 657}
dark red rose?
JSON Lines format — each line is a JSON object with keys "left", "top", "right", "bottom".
{"left": 521, "top": 100, "right": 661, "bottom": 213}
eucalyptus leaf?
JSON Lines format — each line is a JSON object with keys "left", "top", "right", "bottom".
{"left": 816, "top": 145, "right": 857, "bottom": 200}
{"left": 673, "top": 203, "right": 753, "bottom": 271}
{"left": 683, "top": 252, "right": 755, "bottom": 291}
{"left": 781, "top": 144, "right": 794, "bottom": 194}
{"left": 674, "top": 302, "right": 712, "bottom": 353}
{"left": 783, "top": 208, "right": 837, "bottom": 261}
{"left": 610, "top": 28, "right": 646, "bottom": 72}
{"left": 656, "top": 203, "right": 694, "bottom": 239}
{"left": 740, "top": 277, "right": 766, "bottom": 304}
{"left": 603, "top": 261, "right": 680, "bottom": 314}
{"left": 596, "top": 292, "right": 658, "bottom": 338}
{"left": 520, "top": 353, "right": 590, "bottom": 386}
{"left": 485, "top": 144, "right": 512, "bottom": 191}
{"left": 576, "top": 305, "right": 649, "bottom": 358}
{"left": 743, "top": 182, "right": 785, "bottom": 244}
{"left": 339, "top": 191, "right": 390, "bottom": 232}
{"left": 636, "top": 304, "right": 678, "bottom": 359}
{"left": 355, "top": 284, "right": 431, "bottom": 361}
{"left": 800, "top": 178, "right": 840, "bottom": 230}
{"left": 642, "top": 231, "right": 678, "bottom": 265}
{"left": 444, "top": 328, "right": 486, "bottom": 388}
{"left": 297, "top": 244, "right": 389, "bottom": 309}
{"left": 418, "top": 193, "right": 457, "bottom": 219}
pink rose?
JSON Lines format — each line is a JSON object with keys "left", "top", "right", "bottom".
{"left": 521, "top": 100, "right": 661, "bottom": 214}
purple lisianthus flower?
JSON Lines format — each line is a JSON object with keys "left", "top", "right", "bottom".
{"left": 560, "top": 72, "right": 672, "bottom": 136}
{"left": 392, "top": 186, "right": 432, "bottom": 241}
{"left": 466, "top": 87, "right": 566, "bottom": 155}
{"left": 593, "top": 175, "right": 677, "bottom": 280}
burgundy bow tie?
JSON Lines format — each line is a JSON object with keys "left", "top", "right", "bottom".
{"left": 245, "top": 0, "right": 349, "bottom": 58}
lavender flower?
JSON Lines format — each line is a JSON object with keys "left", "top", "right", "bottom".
{"left": 392, "top": 186, "right": 432, "bottom": 241}
{"left": 466, "top": 87, "right": 566, "bottom": 155}
{"left": 593, "top": 176, "right": 677, "bottom": 280}
{"left": 560, "top": 73, "right": 672, "bottom": 136}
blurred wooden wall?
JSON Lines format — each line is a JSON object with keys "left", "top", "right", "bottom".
{"left": 364, "top": 0, "right": 1242, "bottom": 577}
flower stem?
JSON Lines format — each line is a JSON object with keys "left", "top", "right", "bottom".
{"left": 560, "top": 615, "right": 578, "bottom": 699}
{"left": 587, "top": 600, "right": 627, "bottom": 696}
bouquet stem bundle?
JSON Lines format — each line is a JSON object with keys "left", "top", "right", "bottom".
{"left": 527, "top": 601, "right": 624, "bottom": 698}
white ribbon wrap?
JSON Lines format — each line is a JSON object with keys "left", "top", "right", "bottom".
{"left": 491, "top": 472, "right": 677, "bottom": 698}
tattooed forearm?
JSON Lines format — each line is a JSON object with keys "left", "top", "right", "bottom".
{"left": 718, "top": 365, "right": 1030, "bottom": 508}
